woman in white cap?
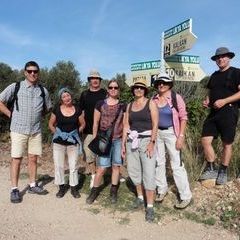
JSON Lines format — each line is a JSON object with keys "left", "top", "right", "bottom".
{"left": 153, "top": 73, "right": 192, "bottom": 209}
{"left": 121, "top": 79, "right": 158, "bottom": 222}
{"left": 49, "top": 88, "right": 85, "bottom": 198}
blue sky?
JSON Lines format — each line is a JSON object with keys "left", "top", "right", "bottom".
{"left": 0, "top": 0, "right": 239, "bottom": 82}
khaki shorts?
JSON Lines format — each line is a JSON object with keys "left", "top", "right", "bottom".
{"left": 82, "top": 134, "right": 97, "bottom": 163}
{"left": 10, "top": 132, "right": 42, "bottom": 158}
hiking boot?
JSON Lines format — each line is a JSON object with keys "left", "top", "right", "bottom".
{"left": 71, "top": 186, "right": 80, "bottom": 198}
{"left": 216, "top": 170, "right": 227, "bottom": 185}
{"left": 145, "top": 207, "right": 155, "bottom": 222}
{"left": 155, "top": 192, "right": 167, "bottom": 202}
{"left": 10, "top": 189, "right": 22, "bottom": 203}
{"left": 110, "top": 185, "right": 118, "bottom": 204}
{"left": 174, "top": 199, "right": 192, "bottom": 209}
{"left": 56, "top": 185, "right": 66, "bottom": 198}
{"left": 199, "top": 167, "right": 218, "bottom": 180}
{"left": 86, "top": 187, "right": 100, "bottom": 204}
{"left": 28, "top": 184, "right": 48, "bottom": 195}
{"left": 131, "top": 198, "right": 144, "bottom": 209}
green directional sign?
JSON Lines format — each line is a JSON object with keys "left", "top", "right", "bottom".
{"left": 131, "top": 60, "right": 160, "bottom": 71}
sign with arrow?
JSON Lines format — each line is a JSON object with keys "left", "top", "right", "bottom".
{"left": 163, "top": 19, "right": 197, "bottom": 58}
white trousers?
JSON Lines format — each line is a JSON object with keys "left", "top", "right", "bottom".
{"left": 155, "top": 127, "right": 192, "bottom": 200}
{"left": 53, "top": 143, "right": 79, "bottom": 186}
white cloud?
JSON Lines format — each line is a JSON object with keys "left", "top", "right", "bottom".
{"left": 0, "top": 23, "right": 33, "bottom": 46}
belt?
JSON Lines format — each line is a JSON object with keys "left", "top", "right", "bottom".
{"left": 158, "top": 127, "right": 169, "bottom": 130}
{"left": 127, "top": 135, "right": 151, "bottom": 142}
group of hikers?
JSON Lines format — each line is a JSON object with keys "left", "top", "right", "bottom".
{"left": 0, "top": 46, "right": 239, "bottom": 222}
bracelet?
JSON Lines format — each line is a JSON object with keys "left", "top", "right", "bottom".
{"left": 179, "top": 134, "right": 184, "bottom": 137}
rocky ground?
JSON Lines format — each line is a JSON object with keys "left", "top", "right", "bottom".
{"left": 0, "top": 141, "right": 239, "bottom": 240}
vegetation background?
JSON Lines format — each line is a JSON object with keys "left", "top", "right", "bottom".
{"left": 0, "top": 60, "right": 239, "bottom": 178}
{"left": 0, "top": 61, "right": 239, "bottom": 234}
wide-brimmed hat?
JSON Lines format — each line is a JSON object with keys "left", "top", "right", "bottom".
{"left": 131, "top": 78, "right": 148, "bottom": 95}
{"left": 153, "top": 73, "right": 173, "bottom": 88}
{"left": 211, "top": 47, "right": 235, "bottom": 61}
{"left": 87, "top": 69, "right": 102, "bottom": 81}
{"left": 131, "top": 78, "right": 148, "bottom": 89}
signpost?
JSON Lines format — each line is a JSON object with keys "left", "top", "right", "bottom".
{"left": 130, "top": 54, "right": 206, "bottom": 86}
{"left": 164, "top": 54, "right": 205, "bottom": 82}
{"left": 129, "top": 19, "right": 205, "bottom": 85}
{"left": 161, "top": 18, "right": 197, "bottom": 73}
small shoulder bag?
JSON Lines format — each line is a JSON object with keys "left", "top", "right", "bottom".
{"left": 88, "top": 104, "right": 122, "bottom": 156}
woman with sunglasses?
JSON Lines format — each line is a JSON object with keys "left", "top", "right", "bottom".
{"left": 121, "top": 79, "right": 158, "bottom": 222}
{"left": 48, "top": 88, "right": 85, "bottom": 199}
{"left": 153, "top": 73, "right": 192, "bottom": 209}
{"left": 86, "top": 80, "right": 126, "bottom": 204}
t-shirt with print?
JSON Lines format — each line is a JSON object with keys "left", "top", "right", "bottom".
{"left": 52, "top": 104, "right": 82, "bottom": 145}
{"left": 95, "top": 100, "right": 126, "bottom": 140}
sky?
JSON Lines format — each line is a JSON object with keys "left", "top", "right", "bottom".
{"left": 0, "top": 0, "right": 240, "bottom": 82}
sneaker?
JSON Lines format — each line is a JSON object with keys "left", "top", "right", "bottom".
{"left": 56, "top": 185, "right": 66, "bottom": 198}
{"left": 90, "top": 174, "right": 95, "bottom": 189}
{"left": 86, "top": 187, "right": 99, "bottom": 204}
{"left": 216, "top": 170, "right": 227, "bottom": 185}
{"left": 71, "top": 186, "right": 80, "bottom": 198}
{"left": 145, "top": 207, "right": 155, "bottom": 222}
{"left": 174, "top": 199, "right": 192, "bottom": 209}
{"left": 155, "top": 192, "right": 167, "bottom": 202}
{"left": 131, "top": 198, "right": 144, "bottom": 209}
{"left": 199, "top": 168, "right": 218, "bottom": 180}
{"left": 10, "top": 189, "right": 22, "bottom": 203}
{"left": 28, "top": 185, "right": 48, "bottom": 195}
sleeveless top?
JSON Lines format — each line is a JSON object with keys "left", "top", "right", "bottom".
{"left": 158, "top": 104, "right": 173, "bottom": 128}
{"left": 129, "top": 99, "right": 152, "bottom": 132}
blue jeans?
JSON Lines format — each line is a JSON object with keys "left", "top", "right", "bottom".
{"left": 97, "top": 139, "right": 123, "bottom": 168}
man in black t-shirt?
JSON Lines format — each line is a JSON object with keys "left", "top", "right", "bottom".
{"left": 79, "top": 70, "right": 106, "bottom": 188}
{"left": 200, "top": 47, "right": 240, "bottom": 185}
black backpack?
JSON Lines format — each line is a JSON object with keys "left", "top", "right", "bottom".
{"left": 171, "top": 90, "right": 179, "bottom": 112}
{"left": 8, "top": 82, "right": 47, "bottom": 118}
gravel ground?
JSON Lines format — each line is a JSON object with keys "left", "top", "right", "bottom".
{"left": 0, "top": 142, "right": 239, "bottom": 240}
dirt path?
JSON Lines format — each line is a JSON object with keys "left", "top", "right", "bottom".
{"left": 0, "top": 166, "right": 238, "bottom": 240}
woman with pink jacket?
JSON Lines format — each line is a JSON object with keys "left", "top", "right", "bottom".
{"left": 153, "top": 73, "right": 192, "bottom": 209}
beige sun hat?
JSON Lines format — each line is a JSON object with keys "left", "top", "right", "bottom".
{"left": 131, "top": 78, "right": 148, "bottom": 89}
{"left": 87, "top": 69, "right": 102, "bottom": 81}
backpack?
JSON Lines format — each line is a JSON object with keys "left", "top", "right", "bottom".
{"left": 152, "top": 91, "right": 179, "bottom": 112}
{"left": 8, "top": 82, "right": 47, "bottom": 118}
{"left": 171, "top": 90, "right": 179, "bottom": 112}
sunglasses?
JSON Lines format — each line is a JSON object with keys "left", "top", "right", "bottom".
{"left": 157, "top": 81, "right": 171, "bottom": 86}
{"left": 133, "top": 86, "right": 145, "bottom": 90}
{"left": 26, "top": 70, "right": 39, "bottom": 74}
{"left": 108, "top": 86, "right": 119, "bottom": 90}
